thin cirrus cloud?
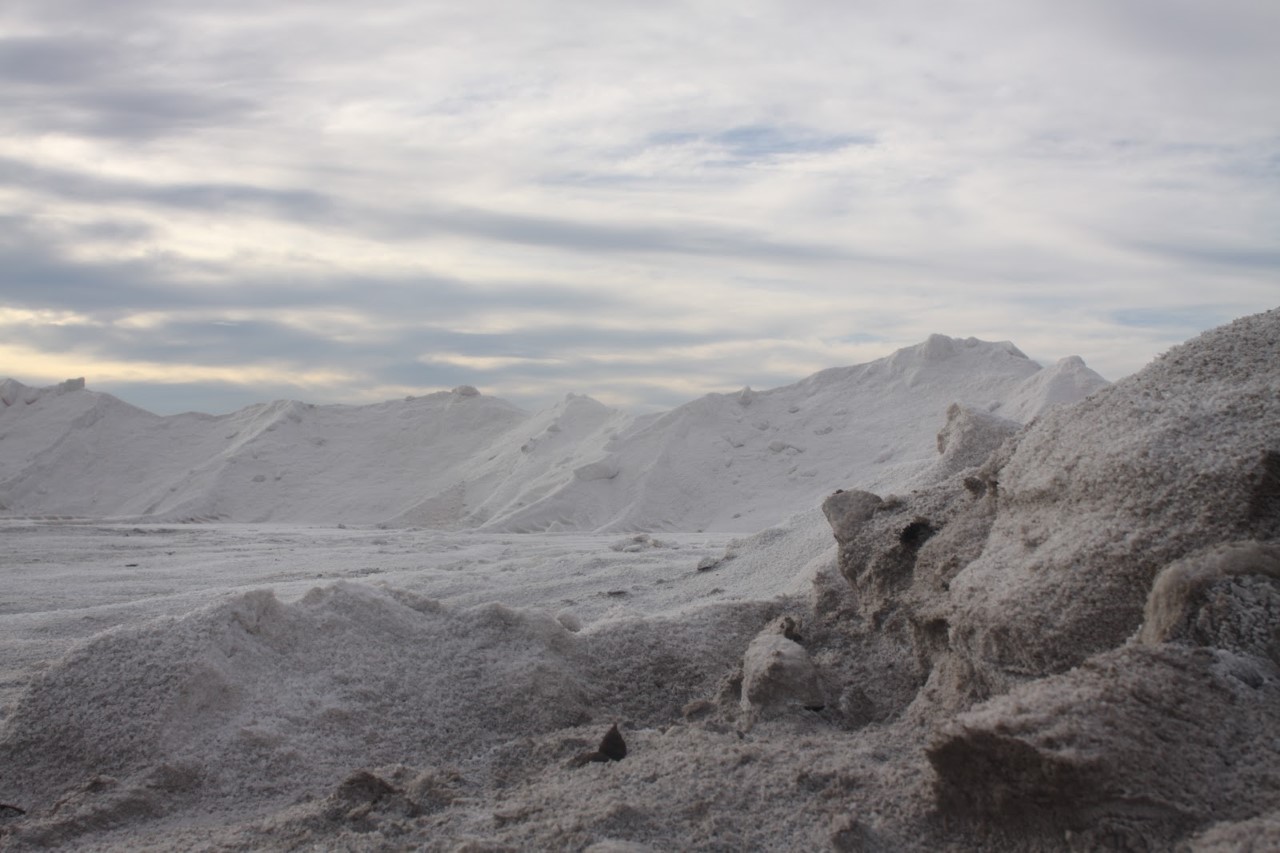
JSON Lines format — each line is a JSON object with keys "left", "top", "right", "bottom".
{"left": 0, "top": 0, "right": 1276, "bottom": 415}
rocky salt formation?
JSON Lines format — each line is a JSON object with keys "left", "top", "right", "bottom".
{"left": 823, "top": 307, "right": 1280, "bottom": 849}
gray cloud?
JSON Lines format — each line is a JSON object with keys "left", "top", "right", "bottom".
{"left": 0, "top": 230, "right": 187, "bottom": 313}
{"left": 1110, "top": 307, "right": 1237, "bottom": 333}
{"left": 1, "top": 0, "right": 1276, "bottom": 413}
{"left": 1122, "top": 240, "right": 1280, "bottom": 272}
{"left": 0, "top": 222, "right": 629, "bottom": 320}
{"left": 0, "top": 26, "right": 265, "bottom": 141}
{"left": 3, "top": 88, "right": 258, "bottom": 141}
{"left": 56, "top": 88, "right": 261, "bottom": 140}
{"left": 0, "top": 157, "right": 849, "bottom": 263}
{"left": 0, "top": 35, "right": 121, "bottom": 86}
{"left": 0, "top": 158, "right": 329, "bottom": 219}
{"left": 411, "top": 204, "right": 852, "bottom": 262}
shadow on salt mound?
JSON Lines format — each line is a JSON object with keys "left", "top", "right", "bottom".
{"left": 0, "top": 583, "right": 591, "bottom": 814}
{"left": 694, "top": 507, "right": 837, "bottom": 601}
{"left": 929, "top": 642, "right": 1280, "bottom": 846}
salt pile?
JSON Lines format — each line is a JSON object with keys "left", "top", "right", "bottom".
{"left": 0, "top": 335, "right": 1107, "bottom": 531}
{"left": 2, "top": 313, "right": 1277, "bottom": 851}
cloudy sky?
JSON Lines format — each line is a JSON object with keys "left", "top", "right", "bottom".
{"left": 2, "top": 0, "right": 1277, "bottom": 414}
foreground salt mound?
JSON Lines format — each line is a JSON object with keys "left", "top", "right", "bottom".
{"left": 930, "top": 542, "right": 1280, "bottom": 845}
{"left": 0, "top": 386, "right": 528, "bottom": 522}
{"left": 0, "top": 335, "right": 1107, "bottom": 529}
{"left": 0, "top": 580, "right": 780, "bottom": 845}
{"left": 948, "top": 308, "right": 1280, "bottom": 684}
{"left": 0, "top": 584, "right": 590, "bottom": 814}
{"left": 822, "top": 307, "right": 1280, "bottom": 847}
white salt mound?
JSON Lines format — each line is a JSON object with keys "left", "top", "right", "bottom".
{"left": 0, "top": 335, "right": 1107, "bottom": 530}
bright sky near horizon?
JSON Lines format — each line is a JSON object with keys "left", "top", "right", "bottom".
{"left": 1, "top": 0, "right": 1277, "bottom": 415}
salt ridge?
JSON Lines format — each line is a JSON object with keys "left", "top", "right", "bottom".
{"left": 0, "top": 335, "right": 1108, "bottom": 530}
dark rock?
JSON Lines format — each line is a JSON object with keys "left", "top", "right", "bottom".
{"left": 569, "top": 724, "right": 626, "bottom": 767}
{"left": 598, "top": 723, "right": 626, "bottom": 760}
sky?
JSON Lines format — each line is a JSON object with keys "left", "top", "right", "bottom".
{"left": 1, "top": 0, "right": 1277, "bottom": 415}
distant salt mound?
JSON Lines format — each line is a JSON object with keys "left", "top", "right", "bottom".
{"left": 0, "top": 378, "right": 153, "bottom": 490}
{"left": 991, "top": 354, "right": 1107, "bottom": 424}
{"left": 0, "top": 388, "right": 527, "bottom": 522}
{"left": 0, "top": 377, "right": 84, "bottom": 408}
{"left": 457, "top": 335, "right": 1106, "bottom": 533}
{"left": 0, "top": 335, "right": 1106, "bottom": 529}
{"left": 388, "top": 392, "right": 628, "bottom": 530}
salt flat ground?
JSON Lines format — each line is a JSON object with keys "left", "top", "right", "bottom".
{"left": 0, "top": 520, "right": 807, "bottom": 719}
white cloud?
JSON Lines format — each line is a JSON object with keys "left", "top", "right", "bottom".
{"left": 0, "top": 341, "right": 358, "bottom": 389}
{"left": 0, "top": 307, "right": 99, "bottom": 327}
{"left": 418, "top": 353, "right": 567, "bottom": 372}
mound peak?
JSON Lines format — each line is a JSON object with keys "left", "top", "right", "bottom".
{"left": 0, "top": 376, "right": 86, "bottom": 407}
